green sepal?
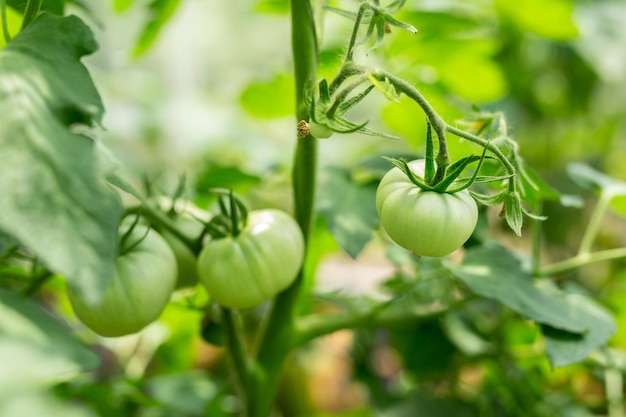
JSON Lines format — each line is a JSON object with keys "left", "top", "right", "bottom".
{"left": 503, "top": 192, "right": 524, "bottom": 236}
{"left": 469, "top": 191, "right": 506, "bottom": 207}
{"left": 382, "top": 157, "right": 435, "bottom": 191}
{"left": 323, "top": 5, "right": 357, "bottom": 19}
{"left": 337, "top": 85, "right": 375, "bottom": 115}
{"left": 424, "top": 122, "right": 435, "bottom": 184}
{"left": 432, "top": 156, "right": 479, "bottom": 192}
{"left": 367, "top": 74, "right": 400, "bottom": 102}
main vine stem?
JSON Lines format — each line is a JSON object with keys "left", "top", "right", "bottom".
{"left": 246, "top": 0, "right": 318, "bottom": 415}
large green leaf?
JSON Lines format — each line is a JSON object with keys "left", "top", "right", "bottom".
{"left": 542, "top": 288, "right": 617, "bottom": 367}
{"left": 0, "top": 14, "right": 122, "bottom": 303}
{"left": 0, "top": 288, "right": 99, "bottom": 398}
{"left": 317, "top": 166, "right": 379, "bottom": 259}
{"left": 446, "top": 245, "right": 616, "bottom": 366}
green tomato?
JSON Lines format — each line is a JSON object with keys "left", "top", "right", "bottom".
{"left": 67, "top": 225, "right": 177, "bottom": 337}
{"left": 376, "top": 159, "right": 478, "bottom": 257}
{"left": 308, "top": 120, "right": 333, "bottom": 139}
{"left": 197, "top": 209, "right": 304, "bottom": 309}
{"left": 161, "top": 216, "right": 206, "bottom": 289}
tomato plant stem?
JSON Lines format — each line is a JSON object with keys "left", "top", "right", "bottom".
{"left": 248, "top": 0, "right": 319, "bottom": 415}
{"left": 539, "top": 247, "right": 626, "bottom": 277}
{"left": 578, "top": 191, "right": 611, "bottom": 256}
{"left": 221, "top": 307, "right": 255, "bottom": 415}
{"left": 20, "top": 0, "right": 41, "bottom": 30}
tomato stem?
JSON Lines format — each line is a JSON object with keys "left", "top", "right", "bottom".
{"left": 20, "top": 0, "right": 41, "bottom": 30}
{"left": 247, "top": 0, "right": 319, "bottom": 415}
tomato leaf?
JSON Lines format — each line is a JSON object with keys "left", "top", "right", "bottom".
{"left": 0, "top": 14, "right": 122, "bottom": 304}
{"left": 0, "top": 288, "right": 99, "bottom": 399}
{"left": 445, "top": 245, "right": 616, "bottom": 366}
{"left": 317, "top": 167, "right": 379, "bottom": 259}
{"left": 133, "top": 0, "right": 181, "bottom": 58}
{"left": 567, "top": 162, "right": 626, "bottom": 198}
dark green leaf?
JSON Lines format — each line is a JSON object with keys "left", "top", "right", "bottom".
{"left": 0, "top": 14, "right": 122, "bottom": 304}
{"left": 7, "top": 0, "right": 63, "bottom": 15}
{"left": 446, "top": 245, "right": 616, "bottom": 365}
{"left": 133, "top": 0, "right": 181, "bottom": 58}
{"left": 0, "top": 288, "right": 99, "bottom": 398}
{"left": 0, "top": 230, "right": 19, "bottom": 257}
{"left": 542, "top": 289, "right": 616, "bottom": 367}
{"left": 317, "top": 167, "right": 379, "bottom": 258}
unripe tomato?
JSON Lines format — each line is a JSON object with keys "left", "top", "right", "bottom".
{"left": 197, "top": 209, "right": 304, "bottom": 309}
{"left": 67, "top": 225, "right": 177, "bottom": 337}
{"left": 376, "top": 159, "right": 478, "bottom": 257}
{"left": 308, "top": 120, "right": 333, "bottom": 139}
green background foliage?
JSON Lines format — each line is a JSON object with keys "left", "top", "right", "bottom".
{"left": 1, "top": 0, "right": 626, "bottom": 416}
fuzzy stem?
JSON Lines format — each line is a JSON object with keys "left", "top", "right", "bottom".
{"left": 20, "top": 0, "right": 41, "bottom": 30}
{"left": 248, "top": 0, "right": 319, "bottom": 416}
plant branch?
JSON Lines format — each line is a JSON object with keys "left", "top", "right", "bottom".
{"left": 293, "top": 300, "right": 453, "bottom": 346}
{"left": 20, "top": 0, "right": 42, "bottom": 30}
{"left": 578, "top": 191, "right": 611, "bottom": 256}
{"left": 221, "top": 307, "right": 255, "bottom": 414}
{"left": 249, "top": 0, "right": 319, "bottom": 415}
{"left": 539, "top": 247, "right": 626, "bottom": 277}
{"left": 125, "top": 205, "right": 200, "bottom": 254}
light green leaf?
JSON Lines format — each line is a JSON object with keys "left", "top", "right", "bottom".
{"left": 317, "top": 167, "right": 379, "bottom": 259}
{"left": 133, "top": 0, "right": 181, "bottom": 58}
{"left": 446, "top": 244, "right": 616, "bottom": 367}
{"left": 0, "top": 392, "right": 98, "bottom": 417}
{"left": 240, "top": 73, "right": 295, "bottom": 118}
{"left": 495, "top": 0, "right": 578, "bottom": 41}
{"left": 0, "top": 288, "right": 99, "bottom": 398}
{"left": 0, "top": 14, "right": 122, "bottom": 304}
{"left": 568, "top": 162, "right": 626, "bottom": 199}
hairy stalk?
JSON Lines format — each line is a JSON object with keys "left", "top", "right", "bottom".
{"left": 20, "top": 0, "right": 42, "bottom": 30}
{"left": 249, "top": 0, "right": 319, "bottom": 416}
{"left": 345, "top": 2, "right": 368, "bottom": 61}
{"left": 222, "top": 308, "right": 255, "bottom": 415}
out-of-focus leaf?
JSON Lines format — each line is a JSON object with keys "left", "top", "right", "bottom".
{"left": 240, "top": 73, "right": 295, "bottom": 118}
{"left": 133, "top": 0, "right": 181, "bottom": 58}
{"left": 0, "top": 14, "right": 122, "bottom": 304}
{"left": 7, "top": 0, "right": 64, "bottom": 15}
{"left": 446, "top": 245, "right": 616, "bottom": 366}
{"left": 495, "top": 0, "right": 578, "bottom": 41}
{"left": 0, "top": 288, "right": 99, "bottom": 398}
{"left": 113, "top": 0, "right": 135, "bottom": 13}
{"left": 542, "top": 289, "right": 617, "bottom": 367}
{"left": 0, "top": 6, "right": 22, "bottom": 48}
{"left": 443, "top": 310, "right": 494, "bottom": 356}
{"left": 195, "top": 164, "right": 261, "bottom": 195}
{"left": 0, "top": 230, "right": 18, "bottom": 257}
{"left": 0, "top": 392, "right": 98, "bottom": 417}
{"left": 519, "top": 165, "right": 561, "bottom": 204}
{"left": 145, "top": 371, "right": 218, "bottom": 415}
{"left": 568, "top": 162, "right": 626, "bottom": 198}
{"left": 254, "top": 0, "right": 288, "bottom": 14}
{"left": 317, "top": 166, "right": 379, "bottom": 259}
{"left": 378, "top": 391, "right": 478, "bottom": 417}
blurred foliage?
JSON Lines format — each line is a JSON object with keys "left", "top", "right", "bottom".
{"left": 1, "top": 0, "right": 626, "bottom": 416}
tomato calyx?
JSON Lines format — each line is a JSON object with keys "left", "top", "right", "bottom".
{"left": 203, "top": 189, "right": 249, "bottom": 239}
{"left": 118, "top": 215, "right": 151, "bottom": 256}
{"left": 303, "top": 77, "right": 399, "bottom": 140}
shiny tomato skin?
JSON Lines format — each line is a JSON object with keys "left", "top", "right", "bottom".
{"left": 197, "top": 209, "right": 304, "bottom": 309}
{"left": 68, "top": 225, "right": 177, "bottom": 337}
{"left": 376, "top": 159, "right": 478, "bottom": 257}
